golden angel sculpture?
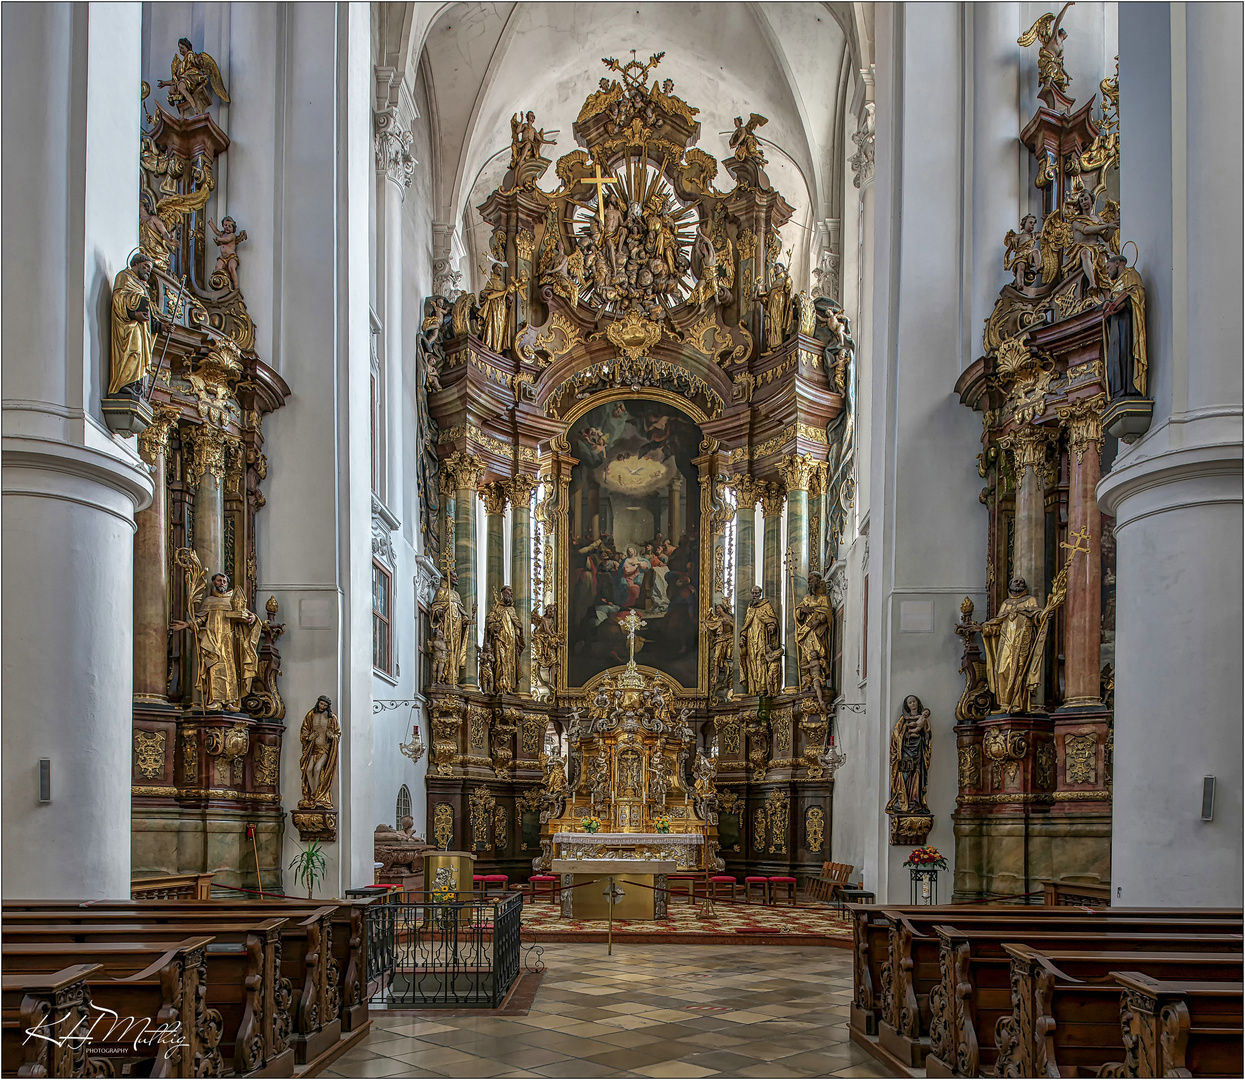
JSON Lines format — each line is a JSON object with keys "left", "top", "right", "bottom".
{"left": 730, "top": 113, "right": 769, "bottom": 165}
{"left": 299, "top": 695, "right": 341, "bottom": 810}
{"left": 109, "top": 252, "right": 168, "bottom": 396}
{"left": 172, "top": 548, "right": 261, "bottom": 711}
{"left": 159, "top": 37, "right": 230, "bottom": 117}
{"left": 1018, "top": 2, "right": 1075, "bottom": 104}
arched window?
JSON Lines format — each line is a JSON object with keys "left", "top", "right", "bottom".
{"left": 395, "top": 784, "right": 412, "bottom": 828}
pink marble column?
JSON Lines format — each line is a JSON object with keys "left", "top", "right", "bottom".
{"left": 1059, "top": 397, "right": 1105, "bottom": 705}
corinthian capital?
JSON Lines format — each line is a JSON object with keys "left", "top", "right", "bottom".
{"left": 778, "top": 451, "right": 819, "bottom": 493}
{"left": 999, "top": 425, "right": 1056, "bottom": 480}
{"left": 1057, "top": 395, "right": 1106, "bottom": 464}
{"left": 442, "top": 450, "right": 485, "bottom": 493}
{"left": 759, "top": 481, "right": 787, "bottom": 517}
{"left": 507, "top": 473, "right": 538, "bottom": 507}
{"left": 374, "top": 108, "right": 416, "bottom": 192}
{"left": 478, "top": 481, "right": 509, "bottom": 517}
{"left": 726, "top": 474, "right": 760, "bottom": 510}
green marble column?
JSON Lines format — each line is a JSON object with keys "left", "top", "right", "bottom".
{"left": 450, "top": 455, "right": 484, "bottom": 687}
{"left": 760, "top": 482, "right": 785, "bottom": 646}
{"left": 779, "top": 455, "right": 817, "bottom": 688}
{"left": 730, "top": 478, "right": 758, "bottom": 694}
{"left": 480, "top": 483, "right": 508, "bottom": 608}
{"left": 809, "top": 464, "right": 827, "bottom": 574}
{"left": 509, "top": 474, "right": 536, "bottom": 693}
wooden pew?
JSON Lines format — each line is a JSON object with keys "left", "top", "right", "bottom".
{"left": 1042, "top": 877, "right": 1111, "bottom": 908}
{"left": 1105, "top": 971, "right": 1244, "bottom": 1078}
{"left": 925, "top": 926, "right": 1243, "bottom": 1077}
{"left": 849, "top": 904, "right": 1241, "bottom": 1049}
{"left": 3, "top": 919, "right": 293, "bottom": 1077}
{"left": 2, "top": 963, "right": 102, "bottom": 1078}
{"left": 994, "top": 946, "right": 1243, "bottom": 1078}
{"left": 132, "top": 873, "right": 215, "bottom": 900}
{"left": 1, "top": 937, "right": 218, "bottom": 1077}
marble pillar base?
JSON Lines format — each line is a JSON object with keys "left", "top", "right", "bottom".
{"left": 130, "top": 804, "right": 286, "bottom": 894}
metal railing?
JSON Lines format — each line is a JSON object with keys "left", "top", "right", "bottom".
{"left": 365, "top": 892, "right": 522, "bottom": 1008}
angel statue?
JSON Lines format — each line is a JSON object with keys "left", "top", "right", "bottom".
{"left": 730, "top": 113, "right": 769, "bottom": 166}
{"left": 208, "top": 217, "right": 247, "bottom": 292}
{"left": 171, "top": 548, "right": 262, "bottom": 712}
{"left": 509, "top": 110, "right": 557, "bottom": 171}
{"left": 1003, "top": 214, "right": 1042, "bottom": 289}
{"left": 1018, "top": 3, "right": 1075, "bottom": 106}
{"left": 159, "top": 37, "right": 230, "bottom": 118}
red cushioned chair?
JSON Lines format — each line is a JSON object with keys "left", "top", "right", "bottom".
{"left": 744, "top": 876, "right": 770, "bottom": 904}
{"left": 709, "top": 875, "right": 738, "bottom": 902}
{"left": 667, "top": 874, "right": 697, "bottom": 904}
{"left": 768, "top": 875, "right": 797, "bottom": 906}
{"left": 472, "top": 874, "right": 486, "bottom": 895}
{"left": 481, "top": 873, "right": 509, "bottom": 898}
{"left": 528, "top": 873, "right": 560, "bottom": 903}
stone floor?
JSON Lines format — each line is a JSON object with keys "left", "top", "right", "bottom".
{"left": 324, "top": 943, "right": 898, "bottom": 1078}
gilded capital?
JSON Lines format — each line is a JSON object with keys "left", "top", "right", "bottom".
{"left": 443, "top": 450, "right": 485, "bottom": 493}
{"left": 478, "top": 481, "right": 509, "bottom": 516}
{"left": 759, "top": 481, "right": 786, "bottom": 517}
{"left": 514, "top": 229, "right": 535, "bottom": 263}
{"left": 999, "top": 425, "right": 1055, "bottom": 480}
{"left": 778, "top": 451, "right": 819, "bottom": 493}
{"left": 726, "top": 474, "right": 760, "bottom": 510}
{"left": 1057, "top": 395, "right": 1106, "bottom": 464}
{"left": 136, "top": 405, "right": 182, "bottom": 465}
{"left": 507, "top": 473, "right": 539, "bottom": 507}
{"left": 183, "top": 423, "right": 238, "bottom": 488}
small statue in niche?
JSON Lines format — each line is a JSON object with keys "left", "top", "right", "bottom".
{"left": 764, "top": 643, "right": 786, "bottom": 697}
{"left": 886, "top": 695, "right": 932, "bottom": 816}
{"left": 703, "top": 600, "right": 735, "bottom": 699}
{"left": 738, "top": 585, "right": 781, "bottom": 697}
{"left": 298, "top": 695, "right": 340, "bottom": 810}
{"left": 171, "top": 550, "right": 261, "bottom": 712}
{"left": 429, "top": 624, "right": 449, "bottom": 686}
{"left": 589, "top": 740, "right": 611, "bottom": 815}
{"left": 109, "top": 252, "right": 170, "bottom": 397}
{"left": 478, "top": 642, "right": 496, "bottom": 696}
{"left": 484, "top": 585, "right": 525, "bottom": 695}
{"left": 429, "top": 562, "right": 470, "bottom": 688}
{"left": 793, "top": 570, "right": 832, "bottom": 707}
{"left": 1103, "top": 253, "right": 1148, "bottom": 399}
{"left": 1004, "top": 214, "right": 1042, "bottom": 290}
{"left": 159, "top": 37, "right": 230, "bottom": 118}
{"left": 691, "top": 748, "right": 719, "bottom": 823}
{"left": 541, "top": 750, "right": 567, "bottom": 796}
{"left": 208, "top": 217, "right": 247, "bottom": 292}
{"left": 648, "top": 746, "right": 671, "bottom": 808}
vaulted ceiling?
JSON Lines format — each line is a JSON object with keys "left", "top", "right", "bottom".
{"left": 377, "top": 2, "right": 871, "bottom": 287}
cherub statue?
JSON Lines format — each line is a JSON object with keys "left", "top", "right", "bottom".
{"left": 208, "top": 217, "right": 247, "bottom": 292}
{"left": 159, "top": 37, "right": 230, "bottom": 117}
{"left": 1018, "top": 3, "right": 1076, "bottom": 105}
{"left": 730, "top": 113, "right": 769, "bottom": 166}
{"left": 1004, "top": 214, "right": 1042, "bottom": 289}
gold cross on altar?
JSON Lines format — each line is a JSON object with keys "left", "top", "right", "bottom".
{"left": 584, "top": 162, "right": 620, "bottom": 227}
{"left": 621, "top": 608, "right": 644, "bottom": 664}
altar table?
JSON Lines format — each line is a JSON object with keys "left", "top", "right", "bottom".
{"left": 552, "top": 858, "right": 677, "bottom": 921}
{"left": 551, "top": 832, "right": 705, "bottom": 871}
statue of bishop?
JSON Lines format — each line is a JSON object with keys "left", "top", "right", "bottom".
{"left": 484, "top": 584, "right": 525, "bottom": 695}
{"left": 738, "top": 585, "right": 781, "bottom": 697}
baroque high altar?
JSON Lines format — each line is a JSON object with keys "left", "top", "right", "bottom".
{"left": 423, "top": 54, "right": 853, "bottom": 882}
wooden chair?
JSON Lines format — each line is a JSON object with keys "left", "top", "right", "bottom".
{"left": 667, "top": 874, "right": 697, "bottom": 905}
{"left": 744, "top": 877, "right": 770, "bottom": 905}
{"left": 809, "top": 861, "right": 854, "bottom": 903}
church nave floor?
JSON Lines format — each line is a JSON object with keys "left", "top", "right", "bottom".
{"left": 326, "top": 943, "right": 897, "bottom": 1079}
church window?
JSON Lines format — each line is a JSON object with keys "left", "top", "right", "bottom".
{"left": 832, "top": 605, "right": 845, "bottom": 699}
{"left": 373, "top": 560, "right": 393, "bottom": 675}
{"left": 395, "top": 784, "right": 411, "bottom": 828}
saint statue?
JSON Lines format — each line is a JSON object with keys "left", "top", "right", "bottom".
{"left": 530, "top": 603, "right": 560, "bottom": 697}
{"left": 298, "top": 695, "right": 340, "bottom": 810}
{"left": 1104, "top": 254, "right": 1148, "bottom": 399}
{"left": 477, "top": 263, "right": 525, "bottom": 354}
{"left": 541, "top": 750, "right": 567, "bottom": 796}
{"left": 703, "top": 601, "right": 735, "bottom": 696}
{"left": 158, "top": 37, "right": 230, "bottom": 117}
{"left": 886, "top": 695, "right": 932, "bottom": 816}
{"left": 109, "top": 253, "right": 168, "bottom": 397}
{"left": 755, "top": 262, "right": 793, "bottom": 352}
{"left": 484, "top": 584, "right": 525, "bottom": 695}
{"left": 971, "top": 575, "right": 1067, "bottom": 714}
{"left": 648, "top": 746, "right": 671, "bottom": 808}
{"left": 738, "top": 585, "right": 781, "bottom": 696}
{"left": 172, "top": 550, "right": 261, "bottom": 712}
{"left": 429, "top": 566, "right": 469, "bottom": 687}
{"left": 793, "top": 570, "right": 832, "bottom": 705}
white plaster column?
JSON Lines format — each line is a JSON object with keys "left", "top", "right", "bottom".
{"left": 1, "top": 1, "right": 153, "bottom": 898}
{"left": 1099, "top": 2, "right": 1244, "bottom": 907}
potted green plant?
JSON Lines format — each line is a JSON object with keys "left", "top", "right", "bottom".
{"left": 289, "top": 840, "right": 327, "bottom": 899}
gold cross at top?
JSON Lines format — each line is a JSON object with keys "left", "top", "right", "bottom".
{"left": 583, "top": 162, "right": 620, "bottom": 227}
{"left": 621, "top": 608, "right": 644, "bottom": 663}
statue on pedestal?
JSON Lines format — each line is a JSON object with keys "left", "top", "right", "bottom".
{"left": 793, "top": 570, "right": 832, "bottom": 707}
{"left": 531, "top": 603, "right": 560, "bottom": 698}
{"left": 109, "top": 253, "right": 169, "bottom": 397}
{"left": 886, "top": 696, "right": 932, "bottom": 816}
{"left": 298, "top": 696, "right": 340, "bottom": 810}
{"left": 429, "top": 559, "right": 469, "bottom": 687}
{"left": 755, "top": 262, "right": 793, "bottom": 352}
{"left": 484, "top": 585, "right": 525, "bottom": 695}
{"left": 970, "top": 575, "right": 1067, "bottom": 714}
{"left": 704, "top": 601, "right": 735, "bottom": 698}
{"left": 172, "top": 550, "right": 261, "bottom": 712}
{"left": 738, "top": 585, "right": 781, "bottom": 697}
{"left": 1104, "top": 253, "right": 1148, "bottom": 398}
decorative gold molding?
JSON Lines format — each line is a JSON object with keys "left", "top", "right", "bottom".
{"left": 1057, "top": 394, "right": 1106, "bottom": 464}
{"left": 478, "top": 481, "right": 509, "bottom": 516}
{"left": 443, "top": 450, "right": 486, "bottom": 492}
{"left": 130, "top": 785, "right": 282, "bottom": 802}
{"left": 778, "top": 452, "right": 819, "bottom": 493}
{"left": 515, "top": 229, "right": 535, "bottom": 263}
{"left": 137, "top": 405, "right": 182, "bottom": 465}
{"left": 134, "top": 731, "right": 166, "bottom": 778}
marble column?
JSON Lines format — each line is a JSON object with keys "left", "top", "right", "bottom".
{"left": 2, "top": 1, "right": 153, "bottom": 897}
{"left": 134, "top": 412, "right": 180, "bottom": 703}
{"left": 509, "top": 474, "right": 537, "bottom": 694}
{"left": 447, "top": 454, "right": 485, "bottom": 686}
{"left": 760, "top": 482, "right": 786, "bottom": 639}
{"left": 779, "top": 454, "right": 816, "bottom": 688}
{"left": 479, "top": 482, "right": 508, "bottom": 610}
{"left": 1058, "top": 398, "right": 1105, "bottom": 705}
{"left": 1003, "top": 428, "right": 1054, "bottom": 600}
{"left": 729, "top": 478, "right": 758, "bottom": 694}
{"left": 669, "top": 477, "right": 683, "bottom": 541}
{"left": 1100, "top": 2, "right": 1243, "bottom": 906}
{"left": 186, "top": 425, "right": 228, "bottom": 580}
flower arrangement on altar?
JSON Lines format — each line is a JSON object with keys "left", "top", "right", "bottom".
{"left": 581, "top": 816, "right": 602, "bottom": 834}
{"left": 653, "top": 815, "right": 672, "bottom": 834}
{"left": 903, "top": 846, "right": 948, "bottom": 870}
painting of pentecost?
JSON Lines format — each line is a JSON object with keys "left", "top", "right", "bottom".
{"left": 567, "top": 398, "right": 702, "bottom": 689}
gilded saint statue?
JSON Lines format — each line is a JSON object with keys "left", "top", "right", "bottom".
{"left": 755, "top": 262, "right": 794, "bottom": 352}
{"left": 429, "top": 565, "right": 470, "bottom": 687}
{"left": 704, "top": 601, "right": 735, "bottom": 698}
{"left": 159, "top": 37, "right": 230, "bottom": 117}
{"left": 886, "top": 695, "right": 932, "bottom": 816}
{"left": 738, "top": 586, "right": 781, "bottom": 697}
{"left": 109, "top": 253, "right": 169, "bottom": 397}
{"left": 172, "top": 549, "right": 261, "bottom": 712}
{"left": 1104, "top": 253, "right": 1148, "bottom": 399}
{"left": 970, "top": 575, "right": 1067, "bottom": 714}
{"left": 477, "top": 262, "right": 526, "bottom": 354}
{"left": 793, "top": 570, "right": 832, "bottom": 707}
{"left": 530, "top": 603, "right": 560, "bottom": 698}
{"left": 484, "top": 584, "right": 525, "bottom": 695}
{"left": 298, "top": 696, "right": 340, "bottom": 810}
